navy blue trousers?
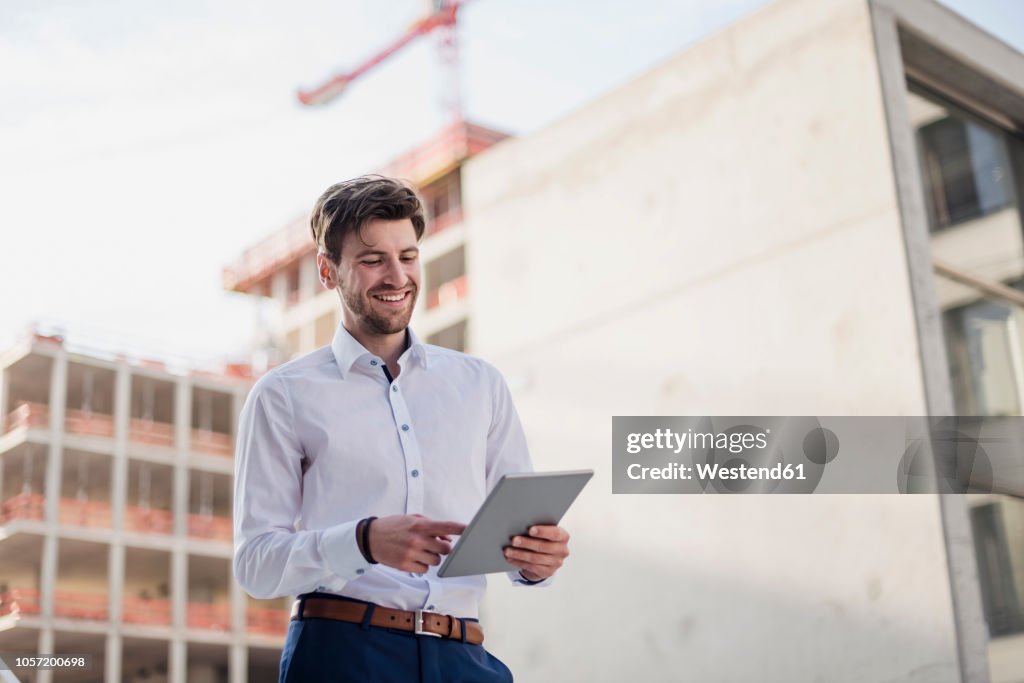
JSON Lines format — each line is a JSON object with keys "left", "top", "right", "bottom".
{"left": 279, "top": 593, "right": 514, "bottom": 683}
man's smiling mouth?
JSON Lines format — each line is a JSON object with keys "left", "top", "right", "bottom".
{"left": 373, "top": 291, "right": 410, "bottom": 303}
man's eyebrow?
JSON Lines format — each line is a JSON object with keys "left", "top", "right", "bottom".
{"left": 353, "top": 246, "right": 420, "bottom": 258}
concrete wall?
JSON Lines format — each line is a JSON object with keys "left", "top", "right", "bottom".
{"left": 462, "top": 0, "right": 961, "bottom": 680}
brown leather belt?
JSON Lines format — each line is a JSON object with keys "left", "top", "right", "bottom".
{"left": 291, "top": 597, "right": 484, "bottom": 645}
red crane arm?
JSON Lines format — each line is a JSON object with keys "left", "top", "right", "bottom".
{"left": 297, "top": 4, "right": 459, "bottom": 106}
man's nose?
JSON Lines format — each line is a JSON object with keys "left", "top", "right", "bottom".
{"left": 382, "top": 256, "right": 406, "bottom": 286}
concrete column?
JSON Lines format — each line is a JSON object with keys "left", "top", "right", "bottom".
{"left": 0, "top": 372, "right": 5, "bottom": 493}
{"left": 230, "top": 567, "right": 246, "bottom": 635}
{"left": 229, "top": 642, "right": 247, "bottom": 683}
{"left": 111, "top": 366, "right": 130, "bottom": 531}
{"left": 104, "top": 633, "right": 121, "bottom": 683}
{"left": 171, "top": 376, "right": 192, "bottom": 683}
{"left": 108, "top": 364, "right": 130, "bottom": 637}
{"left": 869, "top": 4, "right": 994, "bottom": 683}
{"left": 0, "top": 365, "right": 9, "bottom": 435}
{"left": 271, "top": 270, "right": 289, "bottom": 308}
{"left": 173, "top": 377, "right": 191, "bottom": 537}
{"left": 299, "top": 254, "right": 318, "bottom": 301}
{"left": 298, "top": 321, "right": 315, "bottom": 355}
{"left": 169, "top": 639, "right": 186, "bottom": 683}
{"left": 39, "top": 349, "right": 67, "bottom": 627}
{"left": 35, "top": 628, "right": 54, "bottom": 683}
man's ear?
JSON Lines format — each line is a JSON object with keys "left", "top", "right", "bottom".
{"left": 317, "top": 253, "right": 337, "bottom": 290}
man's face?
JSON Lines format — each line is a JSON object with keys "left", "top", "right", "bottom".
{"left": 320, "top": 218, "right": 421, "bottom": 337}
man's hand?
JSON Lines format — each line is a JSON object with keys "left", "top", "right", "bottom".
{"left": 368, "top": 515, "right": 466, "bottom": 573}
{"left": 503, "top": 525, "right": 570, "bottom": 582}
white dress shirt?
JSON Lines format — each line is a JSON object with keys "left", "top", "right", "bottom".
{"left": 233, "top": 324, "right": 545, "bottom": 619}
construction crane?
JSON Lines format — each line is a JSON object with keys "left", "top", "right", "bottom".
{"left": 296, "top": 0, "right": 469, "bottom": 121}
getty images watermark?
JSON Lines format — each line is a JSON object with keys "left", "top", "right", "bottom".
{"left": 612, "top": 417, "right": 1024, "bottom": 494}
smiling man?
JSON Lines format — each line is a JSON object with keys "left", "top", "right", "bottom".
{"left": 233, "top": 175, "right": 571, "bottom": 683}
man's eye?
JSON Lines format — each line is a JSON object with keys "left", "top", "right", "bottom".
{"left": 401, "top": 256, "right": 417, "bottom": 262}
{"left": 362, "top": 260, "right": 382, "bottom": 266}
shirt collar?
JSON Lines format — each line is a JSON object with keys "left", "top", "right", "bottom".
{"left": 331, "top": 324, "right": 429, "bottom": 379}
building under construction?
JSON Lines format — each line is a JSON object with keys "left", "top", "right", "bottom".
{"left": 0, "top": 330, "right": 287, "bottom": 682}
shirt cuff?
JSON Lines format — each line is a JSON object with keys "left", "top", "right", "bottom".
{"left": 320, "top": 520, "right": 372, "bottom": 582}
{"left": 507, "top": 570, "right": 553, "bottom": 587}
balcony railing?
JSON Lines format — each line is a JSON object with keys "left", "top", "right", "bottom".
{"left": 122, "top": 596, "right": 172, "bottom": 626}
{"left": 0, "top": 492, "right": 45, "bottom": 524}
{"left": 130, "top": 418, "right": 175, "bottom": 448}
{"left": 64, "top": 408, "right": 114, "bottom": 438}
{"left": 1, "top": 403, "right": 233, "bottom": 457}
{"left": 188, "top": 514, "right": 232, "bottom": 542}
{"left": 53, "top": 589, "right": 108, "bottom": 621}
{"left": 426, "top": 275, "right": 469, "bottom": 311}
{"left": 124, "top": 505, "right": 174, "bottom": 535}
{"left": 1, "top": 587, "right": 288, "bottom": 636}
{"left": 187, "top": 602, "right": 231, "bottom": 631}
{"left": 4, "top": 401, "right": 49, "bottom": 433}
{"left": 247, "top": 606, "right": 290, "bottom": 637}
{"left": 191, "top": 429, "right": 233, "bottom": 457}
{"left": 0, "top": 587, "right": 41, "bottom": 618}
{"left": 0, "top": 587, "right": 108, "bottom": 621}
{"left": 59, "top": 497, "right": 112, "bottom": 528}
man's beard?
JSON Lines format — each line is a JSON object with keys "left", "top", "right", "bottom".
{"left": 341, "top": 283, "right": 417, "bottom": 335}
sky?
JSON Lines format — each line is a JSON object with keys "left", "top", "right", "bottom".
{"left": 1, "top": 0, "right": 1022, "bottom": 365}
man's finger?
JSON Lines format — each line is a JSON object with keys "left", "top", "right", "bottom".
{"left": 527, "top": 525, "right": 568, "bottom": 542}
{"left": 423, "top": 537, "right": 453, "bottom": 556}
{"left": 511, "top": 536, "right": 567, "bottom": 556}
{"left": 418, "top": 550, "right": 442, "bottom": 566}
{"left": 421, "top": 520, "right": 467, "bottom": 536}
{"left": 504, "top": 547, "right": 560, "bottom": 568}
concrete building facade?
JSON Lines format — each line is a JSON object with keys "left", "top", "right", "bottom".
{"left": 0, "top": 331, "right": 285, "bottom": 683}
{"left": 461, "top": 0, "right": 1024, "bottom": 681}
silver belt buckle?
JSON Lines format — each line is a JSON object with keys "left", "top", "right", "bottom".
{"left": 414, "top": 610, "right": 441, "bottom": 637}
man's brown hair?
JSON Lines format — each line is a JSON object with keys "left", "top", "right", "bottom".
{"left": 311, "top": 175, "right": 425, "bottom": 263}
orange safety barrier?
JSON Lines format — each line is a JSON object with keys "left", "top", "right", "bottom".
{"left": 59, "top": 497, "right": 112, "bottom": 528}
{"left": 64, "top": 408, "right": 114, "bottom": 438}
{"left": 122, "top": 596, "right": 172, "bottom": 625}
{"left": 187, "top": 602, "right": 231, "bottom": 631}
{"left": 1, "top": 492, "right": 46, "bottom": 524}
{"left": 52, "top": 589, "right": 108, "bottom": 621}
{"left": 247, "top": 606, "right": 289, "bottom": 636}
{"left": 129, "top": 418, "right": 175, "bottom": 448}
{"left": 124, "top": 505, "right": 174, "bottom": 535}
{"left": 0, "top": 587, "right": 41, "bottom": 618}
{"left": 191, "top": 429, "right": 233, "bottom": 457}
{"left": 426, "top": 274, "right": 469, "bottom": 310}
{"left": 187, "top": 514, "right": 232, "bottom": 542}
{"left": 5, "top": 401, "right": 49, "bottom": 433}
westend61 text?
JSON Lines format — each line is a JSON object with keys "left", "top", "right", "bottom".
{"left": 626, "top": 462, "right": 806, "bottom": 481}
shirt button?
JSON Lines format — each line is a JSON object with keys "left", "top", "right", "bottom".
{"left": 392, "top": 385, "right": 398, "bottom": 392}
{"left": 409, "top": 572, "right": 418, "bottom": 578}
{"left": 411, "top": 469, "right": 420, "bottom": 478}
{"left": 356, "top": 569, "right": 365, "bottom": 575}
{"left": 370, "top": 360, "right": 378, "bottom": 366}
{"left": 426, "top": 604, "right": 435, "bottom": 611}
{"left": 401, "top": 424, "right": 409, "bottom": 432}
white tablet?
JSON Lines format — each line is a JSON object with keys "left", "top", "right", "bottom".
{"left": 437, "top": 469, "right": 593, "bottom": 578}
